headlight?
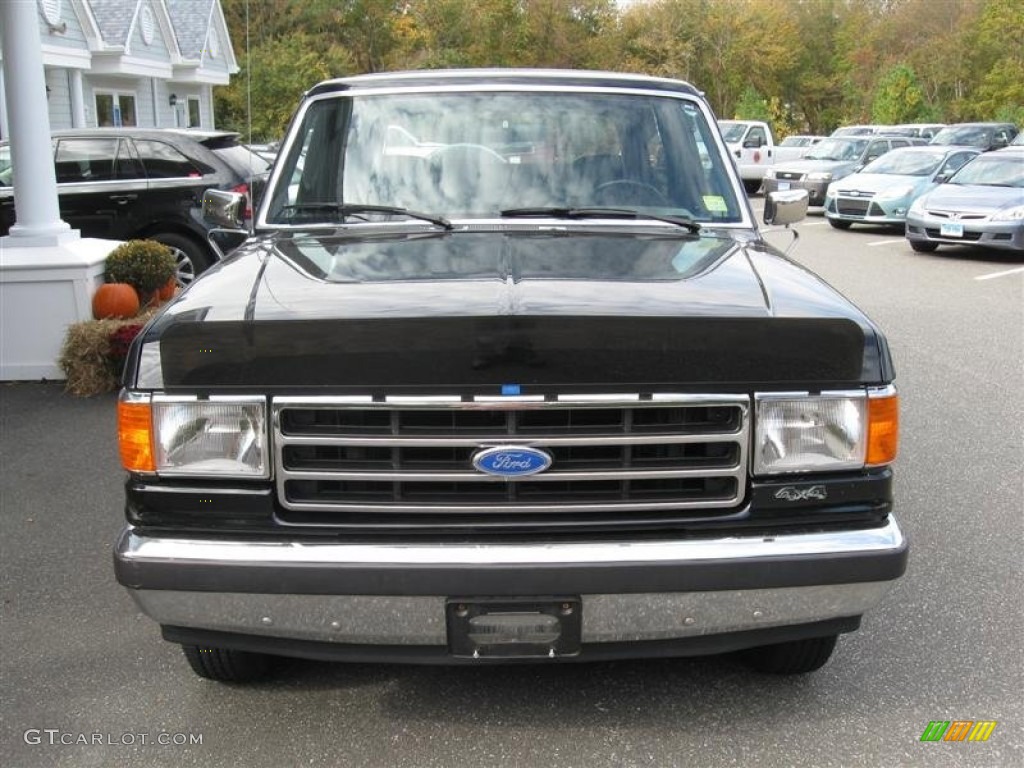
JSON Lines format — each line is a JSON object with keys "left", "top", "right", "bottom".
{"left": 824, "top": 183, "right": 837, "bottom": 199}
{"left": 806, "top": 172, "right": 833, "bottom": 182}
{"left": 753, "top": 389, "right": 898, "bottom": 475}
{"left": 992, "top": 205, "right": 1024, "bottom": 221}
{"left": 118, "top": 392, "right": 268, "bottom": 477}
{"left": 876, "top": 185, "right": 914, "bottom": 201}
{"left": 764, "top": 169, "right": 776, "bottom": 179}
{"left": 908, "top": 197, "right": 928, "bottom": 216}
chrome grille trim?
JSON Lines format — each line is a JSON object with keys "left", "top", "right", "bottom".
{"left": 273, "top": 394, "right": 750, "bottom": 517}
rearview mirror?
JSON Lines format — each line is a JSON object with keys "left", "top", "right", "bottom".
{"left": 764, "top": 189, "right": 809, "bottom": 227}
{"left": 203, "top": 189, "right": 247, "bottom": 230}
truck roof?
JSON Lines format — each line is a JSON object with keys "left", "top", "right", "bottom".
{"left": 306, "top": 69, "right": 702, "bottom": 98}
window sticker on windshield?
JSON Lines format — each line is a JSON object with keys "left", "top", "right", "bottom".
{"left": 703, "top": 195, "right": 728, "bottom": 212}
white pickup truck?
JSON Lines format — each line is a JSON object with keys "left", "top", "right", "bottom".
{"left": 718, "top": 120, "right": 823, "bottom": 194}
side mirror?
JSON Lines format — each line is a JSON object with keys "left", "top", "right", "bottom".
{"left": 743, "top": 137, "right": 764, "bottom": 149}
{"left": 764, "top": 189, "right": 809, "bottom": 226}
{"left": 934, "top": 173, "right": 951, "bottom": 184}
{"left": 203, "top": 189, "right": 247, "bottom": 230}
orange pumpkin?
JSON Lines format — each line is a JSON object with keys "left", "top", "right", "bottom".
{"left": 92, "top": 283, "right": 140, "bottom": 319}
{"left": 157, "top": 277, "right": 177, "bottom": 302}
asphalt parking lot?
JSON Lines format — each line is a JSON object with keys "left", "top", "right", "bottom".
{"left": 1, "top": 204, "right": 1022, "bottom": 767}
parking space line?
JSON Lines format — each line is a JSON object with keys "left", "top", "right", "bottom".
{"left": 975, "top": 266, "right": 1024, "bottom": 281}
{"left": 867, "top": 239, "right": 903, "bottom": 247}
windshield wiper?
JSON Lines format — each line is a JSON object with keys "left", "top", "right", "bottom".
{"left": 500, "top": 206, "right": 701, "bottom": 233}
{"left": 279, "top": 203, "right": 453, "bottom": 230}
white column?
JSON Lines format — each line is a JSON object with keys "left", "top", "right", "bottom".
{"left": 0, "top": 0, "right": 73, "bottom": 244}
{"left": 69, "top": 68, "right": 85, "bottom": 128}
{"left": 206, "top": 84, "right": 214, "bottom": 128}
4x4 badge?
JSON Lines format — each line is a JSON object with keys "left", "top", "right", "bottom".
{"left": 774, "top": 485, "right": 827, "bottom": 502}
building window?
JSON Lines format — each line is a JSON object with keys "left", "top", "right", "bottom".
{"left": 95, "top": 92, "right": 137, "bottom": 127}
{"left": 187, "top": 97, "right": 201, "bottom": 128}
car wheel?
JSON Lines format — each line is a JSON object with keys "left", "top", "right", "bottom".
{"left": 151, "top": 232, "right": 213, "bottom": 288}
{"left": 828, "top": 219, "right": 852, "bottom": 230}
{"left": 181, "top": 645, "right": 273, "bottom": 682}
{"left": 739, "top": 634, "right": 838, "bottom": 674}
{"left": 909, "top": 240, "right": 938, "bottom": 253}
{"left": 743, "top": 179, "right": 762, "bottom": 195}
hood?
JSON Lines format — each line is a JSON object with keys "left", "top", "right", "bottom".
{"left": 137, "top": 228, "right": 887, "bottom": 391}
{"left": 832, "top": 173, "right": 929, "bottom": 195}
{"left": 776, "top": 159, "right": 857, "bottom": 175}
{"left": 917, "top": 184, "right": 1024, "bottom": 213}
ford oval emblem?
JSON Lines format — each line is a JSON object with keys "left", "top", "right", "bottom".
{"left": 472, "top": 446, "right": 553, "bottom": 477}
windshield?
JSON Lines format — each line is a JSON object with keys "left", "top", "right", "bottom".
{"left": 717, "top": 121, "right": 747, "bottom": 143}
{"left": 861, "top": 149, "right": 947, "bottom": 176}
{"left": 930, "top": 126, "right": 991, "bottom": 147}
{"left": 265, "top": 91, "right": 742, "bottom": 226}
{"left": 948, "top": 154, "right": 1024, "bottom": 187}
{"left": 804, "top": 138, "right": 868, "bottom": 162}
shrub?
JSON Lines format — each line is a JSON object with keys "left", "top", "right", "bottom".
{"left": 104, "top": 240, "right": 177, "bottom": 295}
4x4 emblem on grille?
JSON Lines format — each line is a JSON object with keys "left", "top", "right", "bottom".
{"left": 472, "top": 446, "right": 553, "bottom": 477}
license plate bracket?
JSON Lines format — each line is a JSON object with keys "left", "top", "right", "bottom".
{"left": 777, "top": 181, "right": 791, "bottom": 191}
{"left": 446, "top": 597, "right": 582, "bottom": 659}
{"left": 940, "top": 222, "right": 964, "bottom": 238}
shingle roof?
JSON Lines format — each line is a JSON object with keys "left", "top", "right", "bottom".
{"left": 165, "top": 0, "right": 215, "bottom": 59}
{"left": 88, "top": 0, "right": 140, "bottom": 46}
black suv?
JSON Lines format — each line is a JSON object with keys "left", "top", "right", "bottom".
{"left": 0, "top": 128, "right": 269, "bottom": 284}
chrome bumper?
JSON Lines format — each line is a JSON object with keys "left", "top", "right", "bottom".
{"left": 117, "top": 519, "right": 907, "bottom": 646}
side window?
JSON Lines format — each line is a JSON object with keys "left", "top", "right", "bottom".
{"left": 54, "top": 138, "right": 119, "bottom": 183}
{"left": 133, "top": 140, "right": 203, "bottom": 178}
{"left": 940, "top": 152, "right": 974, "bottom": 177}
{"left": 0, "top": 145, "right": 12, "bottom": 187}
{"left": 864, "top": 141, "right": 887, "bottom": 163}
{"left": 115, "top": 139, "right": 144, "bottom": 180}
{"left": 747, "top": 126, "right": 766, "bottom": 147}
{"left": 892, "top": 139, "right": 910, "bottom": 148}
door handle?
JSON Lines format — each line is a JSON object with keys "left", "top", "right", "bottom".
{"left": 109, "top": 194, "right": 137, "bottom": 204}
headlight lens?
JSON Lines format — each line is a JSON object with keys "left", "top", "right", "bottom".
{"left": 754, "top": 393, "right": 867, "bottom": 475}
{"left": 764, "top": 168, "right": 776, "bottom": 179}
{"left": 992, "top": 205, "right": 1024, "bottom": 221}
{"left": 151, "top": 396, "right": 268, "bottom": 477}
{"left": 806, "top": 172, "right": 833, "bottom": 181}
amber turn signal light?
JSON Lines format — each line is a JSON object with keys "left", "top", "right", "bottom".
{"left": 118, "top": 400, "right": 155, "bottom": 472}
{"left": 866, "top": 393, "right": 899, "bottom": 466}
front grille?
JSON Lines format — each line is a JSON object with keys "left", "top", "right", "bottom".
{"left": 836, "top": 198, "right": 871, "bottom": 216}
{"left": 273, "top": 395, "right": 749, "bottom": 529}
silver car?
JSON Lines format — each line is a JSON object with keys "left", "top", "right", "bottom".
{"left": 764, "top": 136, "right": 915, "bottom": 207}
{"left": 905, "top": 148, "right": 1024, "bottom": 253}
{"left": 824, "top": 146, "right": 979, "bottom": 229}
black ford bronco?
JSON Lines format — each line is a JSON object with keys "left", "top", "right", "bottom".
{"left": 114, "top": 70, "right": 906, "bottom": 681}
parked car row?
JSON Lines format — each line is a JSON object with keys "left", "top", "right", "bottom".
{"left": 815, "top": 145, "right": 1023, "bottom": 255}
{"left": 829, "top": 121, "right": 1018, "bottom": 148}
{"left": 0, "top": 128, "right": 271, "bottom": 285}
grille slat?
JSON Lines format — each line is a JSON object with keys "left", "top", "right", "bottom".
{"left": 273, "top": 395, "right": 749, "bottom": 527}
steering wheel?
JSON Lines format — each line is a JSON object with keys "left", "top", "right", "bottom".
{"left": 594, "top": 179, "right": 670, "bottom": 207}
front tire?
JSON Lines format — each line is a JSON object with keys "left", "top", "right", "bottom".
{"left": 181, "top": 645, "right": 273, "bottom": 682}
{"left": 150, "top": 232, "right": 213, "bottom": 288}
{"left": 828, "top": 218, "right": 852, "bottom": 230}
{"left": 743, "top": 179, "right": 762, "bottom": 195}
{"left": 740, "top": 634, "right": 838, "bottom": 675}
{"left": 909, "top": 240, "right": 938, "bottom": 253}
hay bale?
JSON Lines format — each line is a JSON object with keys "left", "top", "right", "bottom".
{"left": 58, "top": 308, "right": 158, "bottom": 397}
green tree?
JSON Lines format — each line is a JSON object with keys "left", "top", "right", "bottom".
{"left": 872, "top": 64, "right": 927, "bottom": 124}
{"left": 734, "top": 87, "right": 770, "bottom": 121}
